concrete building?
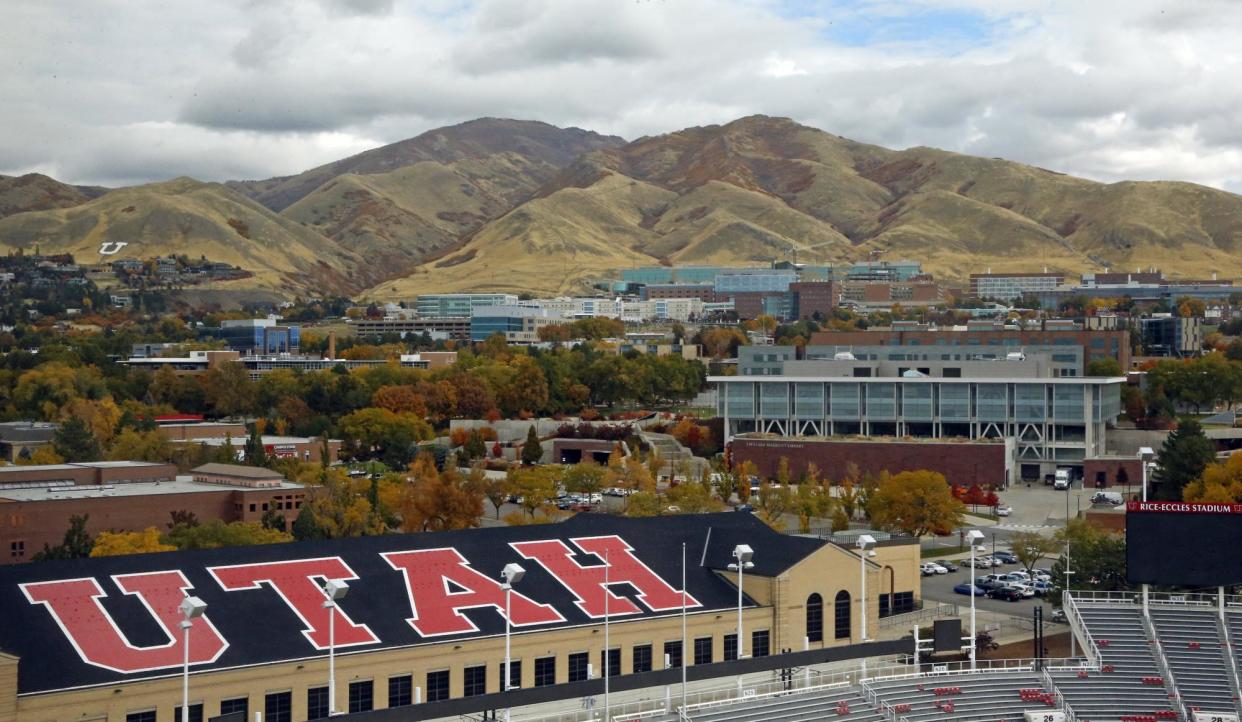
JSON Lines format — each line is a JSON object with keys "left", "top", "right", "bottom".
{"left": 122, "top": 351, "right": 443, "bottom": 379}
{"left": 716, "top": 351, "right": 1125, "bottom": 483}
{"left": 1139, "top": 315, "right": 1203, "bottom": 357}
{"left": 0, "top": 421, "right": 58, "bottom": 463}
{"left": 0, "top": 462, "right": 314, "bottom": 564}
{"left": 470, "top": 305, "right": 563, "bottom": 343}
{"left": 807, "top": 322, "right": 1131, "bottom": 375}
{"left": 0, "top": 513, "right": 919, "bottom": 722}
{"left": 199, "top": 317, "right": 300, "bottom": 354}
{"left": 969, "top": 272, "right": 1065, "bottom": 301}
{"left": 349, "top": 315, "right": 472, "bottom": 341}
{"left": 416, "top": 293, "right": 518, "bottom": 318}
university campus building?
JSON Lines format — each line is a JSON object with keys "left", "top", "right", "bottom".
{"left": 717, "top": 349, "right": 1126, "bottom": 484}
{"left": 0, "top": 513, "right": 919, "bottom": 722}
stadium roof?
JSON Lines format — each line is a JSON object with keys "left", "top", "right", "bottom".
{"left": 0, "top": 513, "right": 830, "bottom": 694}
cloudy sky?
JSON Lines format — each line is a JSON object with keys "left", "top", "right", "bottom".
{"left": 3, "top": 0, "right": 1241, "bottom": 191}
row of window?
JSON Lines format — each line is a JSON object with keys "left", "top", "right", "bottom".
{"left": 122, "top": 632, "right": 778, "bottom": 722}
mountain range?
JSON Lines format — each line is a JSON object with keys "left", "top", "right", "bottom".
{"left": 1, "top": 116, "right": 1239, "bottom": 298}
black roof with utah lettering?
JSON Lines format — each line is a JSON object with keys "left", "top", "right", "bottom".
{"left": 0, "top": 512, "right": 827, "bottom": 694}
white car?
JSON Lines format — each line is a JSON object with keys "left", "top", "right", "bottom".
{"left": 1008, "top": 582, "right": 1037, "bottom": 598}
{"left": 996, "top": 505, "right": 1013, "bottom": 517}
{"left": 928, "top": 563, "right": 949, "bottom": 575}
{"left": 1031, "top": 570, "right": 1052, "bottom": 582}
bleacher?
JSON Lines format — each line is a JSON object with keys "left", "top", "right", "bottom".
{"left": 641, "top": 594, "right": 1242, "bottom": 722}
{"left": 865, "top": 670, "right": 1053, "bottom": 722}
{"left": 1149, "top": 606, "right": 1238, "bottom": 712}
{"left": 1052, "top": 603, "right": 1180, "bottom": 720}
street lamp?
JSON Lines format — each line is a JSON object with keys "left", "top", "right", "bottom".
{"left": 965, "top": 530, "right": 985, "bottom": 670}
{"left": 500, "top": 563, "right": 525, "bottom": 722}
{"left": 857, "top": 535, "right": 876, "bottom": 673}
{"left": 727, "top": 544, "right": 755, "bottom": 659}
{"left": 1138, "top": 447, "right": 1155, "bottom": 502}
{"left": 322, "top": 579, "right": 349, "bottom": 716}
{"left": 179, "top": 596, "right": 207, "bottom": 722}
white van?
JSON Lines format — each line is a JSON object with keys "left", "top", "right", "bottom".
{"left": 1053, "top": 469, "right": 1071, "bottom": 490}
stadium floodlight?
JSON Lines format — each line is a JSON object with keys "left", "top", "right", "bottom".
{"left": 179, "top": 596, "right": 207, "bottom": 722}
{"left": 727, "top": 544, "right": 755, "bottom": 658}
{"left": 1138, "top": 447, "right": 1155, "bottom": 502}
{"left": 857, "top": 535, "right": 876, "bottom": 672}
{"left": 500, "top": 563, "right": 526, "bottom": 722}
{"left": 321, "top": 579, "right": 349, "bottom": 715}
{"left": 966, "top": 530, "right": 986, "bottom": 670}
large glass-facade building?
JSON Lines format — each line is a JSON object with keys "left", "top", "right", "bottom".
{"left": 415, "top": 294, "right": 518, "bottom": 318}
{"left": 715, "top": 372, "right": 1123, "bottom": 481}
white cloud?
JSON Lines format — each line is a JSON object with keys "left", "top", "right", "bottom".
{"left": 1, "top": 0, "right": 1240, "bottom": 194}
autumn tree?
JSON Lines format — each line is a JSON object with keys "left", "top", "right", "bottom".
{"left": 507, "top": 466, "right": 561, "bottom": 517}
{"left": 563, "top": 460, "right": 610, "bottom": 496}
{"left": 666, "top": 480, "right": 723, "bottom": 513}
{"left": 1183, "top": 453, "right": 1242, "bottom": 503}
{"left": 1009, "top": 531, "right": 1060, "bottom": 576}
{"left": 91, "top": 527, "right": 176, "bottom": 556}
{"left": 18, "top": 446, "right": 65, "bottom": 465}
{"left": 398, "top": 454, "right": 484, "bottom": 532}
{"left": 107, "top": 428, "right": 172, "bottom": 462}
{"left": 480, "top": 473, "right": 511, "bottom": 519}
{"left": 166, "top": 520, "right": 293, "bottom": 549}
{"left": 867, "top": 470, "right": 964, "bottom": 537}
{"left": 371, "top": 385, "right": 427, "bottom": 416}
{"left": 624, "top": 491, "right": 662, "bottom": 517}
{"left": 200, "top": 361, "right": 253, "bottom": 418}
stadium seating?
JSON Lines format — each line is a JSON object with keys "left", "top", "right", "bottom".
{"left": 677, "top": 684, "right": 884, "bottom": 722}
{"left": 1149, "top": 606, "right": 1238, "bottom": 712}
{"left": 1051, "top": 603, "right": 1180, "bottom": 719}
{"left": 864, "top": 670, "right": 1052, "bottom": 721}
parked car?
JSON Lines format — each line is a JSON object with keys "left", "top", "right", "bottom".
{"left": 1008, "top": 582, "right": 1036, "bottom": 598}
{"left": 953, "top": 583, "right": 986, "bottom": 596}
{"left": 993, "top": 551, "right": 1018, "bottom": 564}
{"left": 927, "top": 562, "right": 949, "bottom": 575}
{"left": 735, "top": 504, "right": 755, "bottom": 513}
{"left": 1000, "top": 571, "right": 1030, "bottom": 583}
{"left": 1033, "top": 580, "right": 1054, "bottom": 596}
{"left": 1051, "top": 608, "right": 1067, "bottom": 623}
{"left": 940, "top": 562, "right": 959, "bottom": 572}
{"left": 989, "top": 586, "right": 1024, "bottom": 602}
{"left": 996, "top": 504, "right": 1013, "bottom": 517}
{"left": 1032, "top": 569, "right": 1052, "bottom": 582}
{"left": 920, "top": 563, "right": 939, "bottom": 576}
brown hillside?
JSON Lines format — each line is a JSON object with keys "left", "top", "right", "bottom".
{"left": 229, "top": 118, "right": 626, "bottom": 211}
{"left": 369, "top": 116, "right": 1242, "bottom": 298}
{"left": 0, "top": 178, "right": 370, "bottom": 294}
{"left": 0, "top": 174, "right": 108, "bottom": 219}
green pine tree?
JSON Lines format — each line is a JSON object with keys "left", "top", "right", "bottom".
{"left": 52, "top": 417, "right": 101, "bottom": 462}
{"left": 245, "top": 425, "right": 268, "bottom": 467}
{"left": 521, "top": 425, "right": 543, "bottom": 466}
{"left": 291, "top": 505, "right": 323, "bottom": 541}
{"left": 33, "top": 514, "right": 94, "bottom": 561}
{"left": 1155, "top": 418, "right": 1216, "bottom": 501}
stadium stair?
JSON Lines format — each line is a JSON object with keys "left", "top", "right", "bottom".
{"left": 1149, "top": 606, "right": 1239, "bottom": 714}
{"left": 863, "top": 670, "right": 1053, "bottom": 722}
{"left": 1050, "top": 604, "right": 1181, "bottom": 720}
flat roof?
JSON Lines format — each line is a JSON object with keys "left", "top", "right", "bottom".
{"left": 0, "top": 461, "right": 168, "bottom": 474}
{"left": 710, "top": 375, "right": 1128, "bottom": 385}
{"left": 191, "top": 463, "right": 285, "bottom": 478}
{"left": 0, "top": 477, "right": 305, "bottom": 502}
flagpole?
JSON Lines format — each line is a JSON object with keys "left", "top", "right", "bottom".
{"left": 681, "top": 542, "right": 687, "bottom": 712}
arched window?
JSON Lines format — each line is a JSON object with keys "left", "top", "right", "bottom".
{"left": 806, "top": 593, "right": 823, "bottom": 643}
{"left": 834, "top": 590, "right": 851, "bottom": 640}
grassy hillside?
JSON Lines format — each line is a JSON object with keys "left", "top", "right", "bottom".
{"left": 0, "top": 174, "right": 108, "bottom": 219}
{"left": 0, "top": 177, "right": 370, "bottom": 294}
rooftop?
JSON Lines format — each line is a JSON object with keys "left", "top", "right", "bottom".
{"left": 0, "top": 476, "right": 304, "bottom": 502}
{"left": 192, "top": 463, "right": 285, "bottom": 479}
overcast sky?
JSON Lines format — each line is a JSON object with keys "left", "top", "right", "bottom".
{"left": 3, "top": 0, "right": 1241, "bottom": 192}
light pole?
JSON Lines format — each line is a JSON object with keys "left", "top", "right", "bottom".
{"left": 965, "top": 530, "right": 985, "bottom": 670}
{"left": 322, "top": 579, "right": 349, "bottom": 716}
{"left": 1139, "top": 446, "right": 1155, "bottom": 502}
{"left": 727, "top": 544, "right": 754, "bottom": 659}
{"left": 500, "top": 563, "right": 525, "bottom": 722}
{"left": 180, "top": 596, "right": 207, "bottom": 722}
{"left": 857, "top": 534, "right": 876, "bottom": 673}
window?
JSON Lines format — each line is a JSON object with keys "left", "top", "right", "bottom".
{"left": 220, "top": 698, "right": 248, "bottom": 717}
{"left": 723, "top": 633, "right": 738, "bottom": 661}
{"left": 9, "top": 540, "right": 24, "bottom": 558}
{"left": 173, "top": 704, "right": 203, "bottom": 722}
{"left": 693, "top": 636, "right": 713, "bottom": 665}
{"left": 663, "top": 640, "right": 683, "bottom": 668}
{"left": 307, "top": 687, "right": 329, "bottom": 720}
{"left": 568, "top": 651, "right": 590, "bottom": 682}
{"left": 348, "top": 680, "right": 373, "bottom": 713}
{"left": 463, "top": 665, "right": 487, "bottom": 697}
{"left": 126, "top": 711, "right": 156, "bottom": 722}
{"left": 835, "top": 591, "right": 852, "bottom": 640}
{"left": 249, "top": 503, "right": 256, "bottom": 512}
{"left": 633, "top": 644, "right": 653, "bottom": 673}
{"left": 427, "top": 670, "right": 450, "bottom": 702}
{"left": 388, "top": 675, "right": 412, "bottom": 707}
{"left": 499, "top": 659, "right": 521, "bottom": 690}
{"left": 264, "top": 691, "right": 291, "bottom": 722}
{"left": 806, "top": 593, "right": 824, "bottom": 643}
{"left": 752, "top": 630, "right": 771, "bottom": 658}
{"left": 535, "top": 656, "right": 556, "bottom": 687}
{"left": 601, "top": 648, "right": 621, "bottom": 677}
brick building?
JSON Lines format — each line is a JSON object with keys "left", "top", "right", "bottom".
{"left": 0, "top": 462, "right": 310, "bottom": 565}
{"left": 730, "top": 434, "right": 1013, "bottom": 488}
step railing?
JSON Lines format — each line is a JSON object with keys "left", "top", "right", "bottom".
{"left": 1041, "top": 665, "right": 1079, "bottom": 722}
{"left": 1062, "top": 591, "right": 1102, "bottom": 667}
{"left": 1216, "top": 611, "right": 1242, "bottom": 716}
{"left": 1141, "top": 607, "right": 1191, "bottom": 722}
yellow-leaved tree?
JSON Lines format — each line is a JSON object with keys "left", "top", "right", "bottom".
{"left": 91, "top": 528, "right": 176, "bottom": 557}
{"left": 867, "top": 470, "right": 965, "bottom": 537}
{"left": 1183, "top": 454, "right": 1242, "bottom": 503}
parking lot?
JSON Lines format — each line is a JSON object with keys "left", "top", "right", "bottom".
{"left": 919, "top": 558, "right": 1063, "bottom": 617}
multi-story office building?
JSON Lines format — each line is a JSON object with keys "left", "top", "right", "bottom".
{"left": 1139, "top": 315, "right": 1203, "bottom": 357}
{"left": 714, "top": 272, "right": 797, "bottom": 294}
{"left": 807, "top": 322, "right": 1130, "bottom": 375}
{"left": 469, "top": 305, "right": 563, "bottom": 343}
{"left": 969, "top": 272, "right": 1065, "bottom": 301}
{"left": 415, "top": 293, "right": 518, "bottom": 318}
{"left": 199, "top": 317, "right": 299, "bottom": 354}
{"left": 349, "top": 315, "right": 472, "bottom": 341}
{"left": 716, "top": 353, "right": 1124, "bottom": 482}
